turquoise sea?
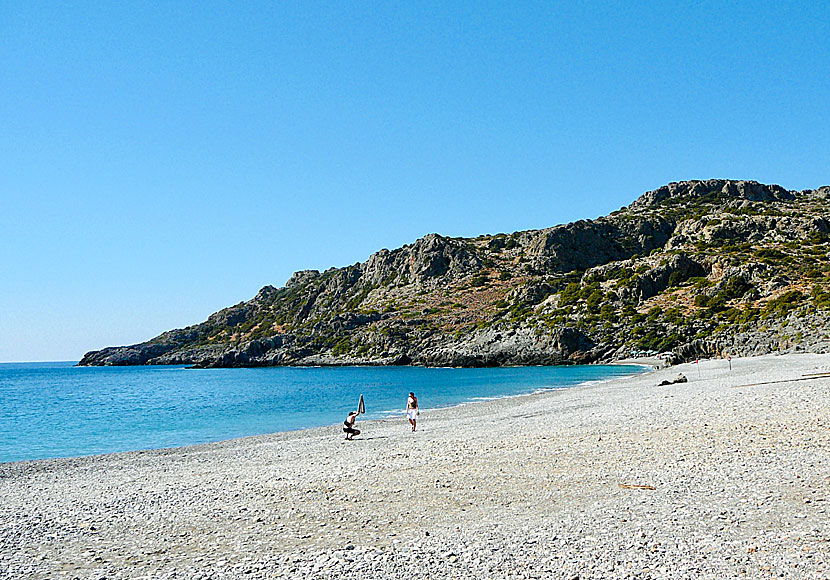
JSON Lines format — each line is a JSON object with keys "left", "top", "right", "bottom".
{"left": 0, "top": 362, "right": 645, "bottom": 463}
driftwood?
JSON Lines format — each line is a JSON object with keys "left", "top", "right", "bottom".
{"left": 618, "top": 484, "right": 656, "bottom": 490}
{"left": 732, "top": 373, "right": 830, "bottom": 389}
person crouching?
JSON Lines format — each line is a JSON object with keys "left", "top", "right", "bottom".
{"left": 343, "top": 410, "right": 360, "bottom": 440}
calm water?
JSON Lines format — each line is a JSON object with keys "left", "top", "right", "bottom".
{"left": 0, "top": 362, "right": 645, "bottom": 463}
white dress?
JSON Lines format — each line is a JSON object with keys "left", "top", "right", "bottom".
{"left": 406, "top": 397, "right": 418, "bottom": 419}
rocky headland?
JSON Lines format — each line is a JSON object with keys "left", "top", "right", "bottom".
{"left": 79, "top": 180, "right": 830, "bottom": 368}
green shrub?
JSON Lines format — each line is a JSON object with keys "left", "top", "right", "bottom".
{"left": 812, "top": 287, "right": 830, "bottom": 310}
{"left": 808, "top": 232, "right": 830, "bottom": 244}
{"left": 508, "top": 303, "right": 530, "bottom": 323}
{"left": 470, "top": 274, "right": 488, "bottom": 287}
{"left": 599, "top": 304, "right": 617, "bottom": 322}
{"left": 705, "top": 294, "right": 728, "bottom": 312}
{"left": 663, "top": 307, "right": 683, "bottom": 325}
{"left": 586, "top": 290, "right": 604, "bottom": 312}
{"left": 763, "top": 290, "right": 804, "bottom": 317}
{"left": 688, "top": 277, "right": 711, "bottom": 289}
{"left": 720, "top": 277, "right": 752, "bottom": 300}
{"left": 559, "top": 282, "right": 582, "bottom": 306}
{"left": 755, "top": 248, "right": 786, "bottom": 263}
{"left": 332, "top": 337, "right": 351, "bottom": 355}
{"left": 611, "top": 267, "right": 634, "bottom": 280}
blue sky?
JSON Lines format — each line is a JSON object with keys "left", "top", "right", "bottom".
{"left": 1, "top": 2, "right": 828, "bottom": 362}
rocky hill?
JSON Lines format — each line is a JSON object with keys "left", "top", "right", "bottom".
{"left": 79, "top": 180, "right": 830, "bottom": 368}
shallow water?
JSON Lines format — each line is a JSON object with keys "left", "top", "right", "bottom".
{"left": 0, "top": 362, "right": 645, "bottom": 462}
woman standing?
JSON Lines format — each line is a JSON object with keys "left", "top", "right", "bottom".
{"left": 405, "top": 392, "right": 419, "bottom": 432}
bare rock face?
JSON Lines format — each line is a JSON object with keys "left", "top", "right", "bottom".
{"left": 285, "top": 271, "right": 320, "bottom": 289}
{"left": 361, "top": 234, "right": 482, "bottom": 286}
{"left": 666, "top": 213, "right": 827, "bottom": 251}
{"left": 630, "top": 179, "right": 795, "bottom": 209}
{"left": 617, "top": 254, "right": 707, "bottom": 303}
{"left": 525, "top": 216, "right": 675, "bottom": 274}
{"left": 407, "top": 233, "right": 481, "bottom": 281}
{"left": 672, "top": 312, "right": 830, "bottom": 360}
{"left": 510, "top": 281, "right": 555, "bottom": 306}
{"left": 417, "top": 326, "right": 595, "bottom": 367}
{"left": 808, "top": 185, "right": 830, "bottom": 199}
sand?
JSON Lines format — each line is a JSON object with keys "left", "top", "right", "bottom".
{"left": 1, "top": 354, "right": 829, "bottom": 579}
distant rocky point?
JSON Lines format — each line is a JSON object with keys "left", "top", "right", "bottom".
{"left": 80, "top": 180, "right": 830, "bottom": 368}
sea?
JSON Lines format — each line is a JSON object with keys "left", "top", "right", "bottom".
{"left": 0, "top": 362, "right": 646, "bottom": 463}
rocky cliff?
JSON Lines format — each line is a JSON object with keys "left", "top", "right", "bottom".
{"left": 80, "top": 180, "right": 830, "bottom": 367}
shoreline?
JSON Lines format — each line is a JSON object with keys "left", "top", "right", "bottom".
{"left": 2, "top": 353, "right": 829, "bottom": 578}
{"left": 2, "top": 363, "right": 648, "bottom": 466}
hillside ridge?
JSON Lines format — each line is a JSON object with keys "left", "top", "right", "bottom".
{"left": 80, "top": 179, "right": 830, "bottom": 367}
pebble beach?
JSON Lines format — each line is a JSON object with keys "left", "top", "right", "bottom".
{"left": 2, "top": 354, "right": 829, "bottom": 579}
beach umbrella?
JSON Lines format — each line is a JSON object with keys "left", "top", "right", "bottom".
{"left": 358, "top": 394, "right": 365, "bottom": 415}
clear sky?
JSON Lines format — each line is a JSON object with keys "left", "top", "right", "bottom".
{"left": 1, "top": 2, "right": 828, "bottom": 362}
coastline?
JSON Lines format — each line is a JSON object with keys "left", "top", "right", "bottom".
{"left": 0, "top": 364, "right": 648, "bottom": 468}
{"left": 2, "top": 353, "right": 829, "bottom": 578}
{"left": 1, "top": 363, "right": 644, "bottom": 464}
